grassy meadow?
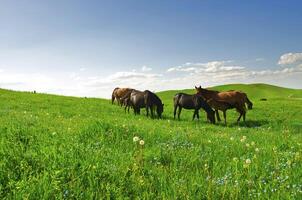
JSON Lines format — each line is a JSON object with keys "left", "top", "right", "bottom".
{"left": 0, "top": 83, "right": 301, "bottom": 199}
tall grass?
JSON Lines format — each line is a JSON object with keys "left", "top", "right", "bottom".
{"left": 0, "top": 84, "right": 301, "bottom": 199}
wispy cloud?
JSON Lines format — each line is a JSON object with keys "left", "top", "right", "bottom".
{"left": 141, "top": 66, "right": 152, "bottom": 72}
{"left": 167, "top": 61, "right": 245, "bottom": 73}
{"left": 278, "top": 52, "right": 302, "bottom": 65}
{"left": 0, "top": 53, "right": 301, "bottom": 98}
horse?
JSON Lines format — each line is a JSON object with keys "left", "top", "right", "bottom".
{"left": 173, "top": 93, "right": 215, "bottom": 124}
{"left": 111, "top": 87, "right": 133, "bottom": 105}
{"left": 195, "top": 86, "right": 253, "bottom": 123}
{"left": 145, "top": 90, "right": 164, "bottom": 118}
{"left": 207, "top": 98, "right": 241, "bottom": 125}
{"left": 130, "top": 90, "right": 164, "bottom": 118}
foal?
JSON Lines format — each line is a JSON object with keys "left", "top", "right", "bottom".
{"left": 207, "top": 98, "right": 246, "bottom": 125}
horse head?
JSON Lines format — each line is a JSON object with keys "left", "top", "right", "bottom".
{"left": 156, "top": 103, "right": 164, "bottom": 118}
{"left": 195, "top": 85, "right": 204, "bottom": 94}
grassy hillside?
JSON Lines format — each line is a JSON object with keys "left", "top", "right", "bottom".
{"left": 0, "top": 84, "right": 302, "bottom": 199}
{"left": 158, "top": 83, "right": 302, "bottom": 100}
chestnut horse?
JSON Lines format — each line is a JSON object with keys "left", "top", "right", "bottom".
{"left": 111, "top": 87, "right": 133, "bottom": 105}
{"left": 195, "top": 86, "right": 253, "bottom": 123}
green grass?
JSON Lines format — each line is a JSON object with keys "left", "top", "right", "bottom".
{"left": 0, "top": 83, "right": 301, "bottom": 199}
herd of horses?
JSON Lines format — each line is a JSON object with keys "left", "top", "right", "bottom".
{"left": 111, "top": 86, "right": 253, "bottom": 125}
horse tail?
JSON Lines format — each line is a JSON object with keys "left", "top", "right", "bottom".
{"left": 245, "top": 96, "right": 253, "bottom": 110}
{"left": 111, "top": 93, "right": 115, "bottom": 104}
{"left": 173, "top": 93, "right": 182, "bottom": 107}
{"left": 111, "top": 87, "right": 120, "bottom": 104}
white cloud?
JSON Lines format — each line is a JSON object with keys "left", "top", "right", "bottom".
{"left": 278, "top": 52, "right": 302, "bottom": 65}
{"left": 167, "top": 61, "right": 245, "bottom": 73}
{"left": 255, "top": 58, "right": 265, "bottom": 62}
{"left": 1, "top": 56, "right": 302, "bottom": 98}
{"left": 79, "top": 67, "right": 87, "bottom": 71}
{"left": 141, "top": 66, "right": 152, "bottom": 72}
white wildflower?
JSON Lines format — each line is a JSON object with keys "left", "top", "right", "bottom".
{"left": 245, "top": 159, "right": 251, "bottom": 165}
{"left": 133, "top": 136, "right": 140, "bottom": 142}
{"left": 139, "top": 140, "right": 145, "bottom": 146}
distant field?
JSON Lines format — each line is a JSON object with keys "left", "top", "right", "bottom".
{"left": 0, "top": 83, "right": 301, "bottom": 199}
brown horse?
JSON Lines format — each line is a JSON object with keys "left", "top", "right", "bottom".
{"left": 111, "top": 87, "right": 133, "bottom": 105}
{"left": 195, "top": 86, "right": 253, "bottom": 123}
{"left": 207, "top": 98, "right": 240, "bottom": 125}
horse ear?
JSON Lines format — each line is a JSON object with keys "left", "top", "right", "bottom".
{"left": 195, "top": 86, "right": 198, "bottom": 89}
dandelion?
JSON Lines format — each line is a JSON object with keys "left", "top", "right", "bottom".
{"left": 240, "top": 136, "right": 246, "bottom": 142}
{"left": 208, "top": 140, "right": 212, "bottom": 143}
{"left": 245, "top": 159, "right": 251, "bottom": 165}
{"left": 139, "top": 140, "right": 145, "bottom": 146}
{"left": 52, "top": 132, "right": 57, "bottom": 136}
{"left": 255, "top": 148, "right": 259, "bottom": 152}
{"left": 133, "top": 136, "right": 140, "bottom": 142}
{"left": 273, "top": 146, "right": 277, "bottom": 153}
{"left": 233, "top": 157, "right": 238, "bottom": 162}
{"left": 246, "top": 143, "right": 250, "bottom": 148}
{"left": 251, "top": 141, "right": 255, "bottom": 146}
{"left": 230, "top": 137, "right": 234, "bottom": 141}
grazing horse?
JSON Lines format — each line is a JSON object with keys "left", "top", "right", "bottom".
{"left": 145, "top": 90, "right": 164, "bottom": 118}
{"left": 173, "top": 93, "right": 215, "bottom": 124}
{"left": 111, "top": 87, "right": 133, "bottom": 105}
{"left": 130, "top": 90, "right": 164, "bottom": 118}
{"left": 195, "top": 86, "right": 253, "bottom": 123}
{"left": 207, "top": 98, "right": 240, "bottom": 125}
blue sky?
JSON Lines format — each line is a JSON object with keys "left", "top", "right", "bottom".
{"left": 0, "top": 0, "right": 302, "bottom": 97}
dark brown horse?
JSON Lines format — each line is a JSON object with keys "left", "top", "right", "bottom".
{"left": 195, "top": 86, "right": 253, "bottom": 123}
{"left": 111, "top": 87, "right": 133, "bottom": 105}
{"left": 173, "top": 93, "right": 215, "bottom": 124}
{"left": 130, "top": 90, "right": 164, "bottom": 118}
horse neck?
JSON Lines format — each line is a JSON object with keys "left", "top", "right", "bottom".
{"left": 153, "top": 94, "right": 162, "bottom": 105}
{"left": 197, "top": 96, "right": 213, "bottom": 113}
{"left": 199, "top": 88, "right": 218, "bottom": 99}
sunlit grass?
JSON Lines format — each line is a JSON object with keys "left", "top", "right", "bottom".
{"left": 0, "top": 84, "right": 301, "bottom": 199}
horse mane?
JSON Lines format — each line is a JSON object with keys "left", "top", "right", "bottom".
{"left": 145, "top": 90, "right": 162, "bottom": 104}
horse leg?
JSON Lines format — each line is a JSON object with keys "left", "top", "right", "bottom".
{"left": 178, "top": 107, "right": 182, "bottom": 120}
{"left": 223, "top": 110, "right": 227, "bottom": 125}
{"left": 236, "top": 108, "right": 242, "bottom": 122}
{"left": 197, "top": 110, "right": 200, "bottom": 120}
{"left": 192, "top": 110, "right": 196, "bottom": 121}
{"left": 146, "top": 106, "right": 149, "bottom": 117}
{"left": 173, "top": 105, "right": 178, "bottom": 119}
{"left": 216, "top": 109, "right": 221, "bottom": 122}
{"left": 151, "top": 106, "right": 154, "bottom": 118}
